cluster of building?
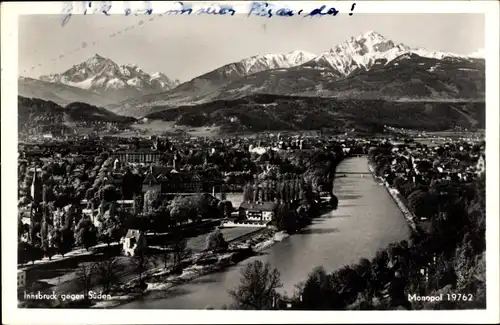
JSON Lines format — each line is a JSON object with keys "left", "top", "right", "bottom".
{"left": 384, "top": 139, "right": 485, "bottom": 186}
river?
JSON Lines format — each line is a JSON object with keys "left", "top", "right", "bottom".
{"left": 117, "top": 157, "right": 411, "bottom": 309}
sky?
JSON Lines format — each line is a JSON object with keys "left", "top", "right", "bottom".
{"left": 19, "top": 13, "right": 485, "bottom": 82}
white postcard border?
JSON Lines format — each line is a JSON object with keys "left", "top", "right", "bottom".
{"left": 2, "top": 1, "right": 499, "bottom": 324}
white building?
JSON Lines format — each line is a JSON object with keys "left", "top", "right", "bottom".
{"left": 122, "top": 229, "right": 147, "bottom": 257}
{"left": 239, "top": 202, "right": 277, "bottom": 223}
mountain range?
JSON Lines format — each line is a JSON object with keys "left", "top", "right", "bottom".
{"left": 19, "top": 31, "right": 485, "bottom": 133}
{"left": 106, "top": 31, "right": 485, "bottom": 118}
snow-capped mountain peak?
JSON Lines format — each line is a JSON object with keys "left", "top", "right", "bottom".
{"left": 227, "top": 50, "right": 317, "bottom": 75}
{"left": 307, "top": 31, "right": 409, "bottom": 75}
{"left": 303, "top": 31, "right": 478, "bottom": 76}
{"left": 39, "top": 54, "right": 179, "bottom": 96}
{"left": 468, "top": 48, "right": 485, "bottom": 59}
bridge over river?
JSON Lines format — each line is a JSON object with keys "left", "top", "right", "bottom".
{"left": 118, "top": 156, "right": 411, "bottom": 309}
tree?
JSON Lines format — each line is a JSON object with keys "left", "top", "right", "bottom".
{"left": 131, "top": 253, "right": 151, "bottom": 284}
{"left": 253, "top": 184, "right": 259, "bottom": 202}
{"left": 18, "top": 242, "right": 43, "bottom": 265}
{"left": 157, "top": 243, "right": 173, "bottom": 270}
{"left": 49, "top": 228, "right": 62, "bottom": 256}
{"left": 299, "top": 266, "right": 336, "bottom": 310}
{"left": 143, "top": 190, "right": 160, "bottom": 215}
{"left": 75, "top": 262, "right": 95, "bottom": 299}
{"left": 169, "top": 196, "right": 197, "bottom": 224}
{"left": 217, "top": 201, "right": 226, "bottom": 218}
{"left": 40, "top": 219, "right": 55, "bottom": 260}
{"left": 218, "top": 200, "right": 233, "bottom": 218}
{"left": 99, "top": 217, "right": 123, "bottom": 246}
{"left": 205, "top": 228, "right": 228, "bottom": 252}
{"left": 133, "top": 193, "right": 144, "bottom": 215}
{"left": 192, "top": 193, "right": 219, "bottom": 219}
{"left": 407, "top": 189, "right": 435, "bottom": 220}
{"left": 228, "top": 260, "right": 282, "bottom": 310}
{"left": 58, "top": 227, "right": 74, "bottom": 257}
{"left": 75, "top": 217, "right": 97, "bottom": 251}
{"left": 242, "top": 184, "right": 252, "bottom": 202}
{"left": 94, "top": 256, "right": 120, "bottom": 293}
{"left": 330, "top": 194, "right": 339, "bottom": 210}
{"left": 170, "top": 237, "right": 192, "bottom": 270}
{"left": 102, "top": 184, "right": 119, "bottom": 202}
{"left": 275, "top": 203, "right": 297, "bottom": 233}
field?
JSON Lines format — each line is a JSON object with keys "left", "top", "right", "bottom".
{"left": 130, "top": 120, "right": 221, "bottom": 138}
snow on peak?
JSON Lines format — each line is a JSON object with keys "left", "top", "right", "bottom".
{"left": 303, "top": 31, "right": 473, "bottom": 75}
{"left": 39, "top": 54, "right": 179, "bottom": 93}
{"left": 360, "top": 30, "right": 387, "bottom": 42}
{"left": 84, "top": 53, "right": 114, "bottom": 68}
{"left": 151, "top": 72, "right": 166, "bottom": 79}
{"left": 411, "top": 47, "right": 466, "bottom": 60}
{"left": 308, "top": 31, "right": 409, "bottom": 75}
{"left": 235, "top": 50, "right": 316, "bottom": 75}
{"left": 468, "top": 48, "right": 485, "bottom": 59}
{"left": 285, "top": 50, "right": 317, "bottom": 65}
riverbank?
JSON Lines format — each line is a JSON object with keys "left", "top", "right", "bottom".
{"left": 367, "top": 164, "right": 417, "bottom": 232}
{"left": 19, "top": 219, "right": 221, "bottom": 271}
{"left": 113, "top": 156, "right": 412, "bottom": 309}
{"left": 93, "top": 228, "right": 289, "bottom": 309}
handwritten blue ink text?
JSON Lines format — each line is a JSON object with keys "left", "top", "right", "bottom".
{"left": 60, "top": 1, "right": 356, "bottom": 27}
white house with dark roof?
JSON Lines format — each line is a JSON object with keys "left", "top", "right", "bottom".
{"left": 239, "top": 201, "right": 277, "bottom": 223}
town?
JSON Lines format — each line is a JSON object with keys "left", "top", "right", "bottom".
{"left": 17, "top": 131, "right": 486, "bottom": 310}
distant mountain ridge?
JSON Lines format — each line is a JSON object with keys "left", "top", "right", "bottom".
{"left": 36, "top": 54, "right": 179, "bottom": 102}
{"left": 109, "top": 31, "right": 485, "bottom": 118}
{"left": 18, "top": 96, "right": 136, "bottom": 136}
{"left": 18, "top": 77, "right": 114, "bottom": 107}
{"left": 143, "top": 93, "right": 485, "bottom": 134}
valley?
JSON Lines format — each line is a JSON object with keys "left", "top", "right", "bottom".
{"left": 18, "top": 31, "right": 485, "bottom": 138}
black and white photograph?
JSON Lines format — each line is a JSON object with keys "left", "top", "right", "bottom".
{"left": 2, "top": 1, "right": 499, "bottom": 323}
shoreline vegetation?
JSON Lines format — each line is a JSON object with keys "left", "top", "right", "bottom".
{"left": 95, "top": 228, "right": 289, "bottom": 309}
